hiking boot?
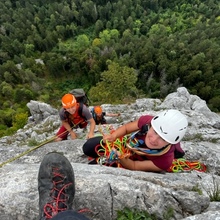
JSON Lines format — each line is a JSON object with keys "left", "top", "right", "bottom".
{"left": 38, "top": 152, "right": 75, "bottom": 220}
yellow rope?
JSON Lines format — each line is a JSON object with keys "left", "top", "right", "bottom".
{"left": 0, "top": 135, "right": 56, "bottom": 168}
{"left": 0, "top": 121, "right": 83, "bottom": 168}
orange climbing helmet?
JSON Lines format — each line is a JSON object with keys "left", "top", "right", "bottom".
{"left": 61, "top": 94, "right": 77, "bottom": 108}
{"left": 94, "top": 106, "right": 103, "bottom": 115}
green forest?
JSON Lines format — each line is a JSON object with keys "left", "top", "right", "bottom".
{"left": 0, "top": 0, "right": 220, "bottom": 137}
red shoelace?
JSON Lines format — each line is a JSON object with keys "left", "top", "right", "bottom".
{"left": 43, "top": 167, "right": 73, "bottom": 219}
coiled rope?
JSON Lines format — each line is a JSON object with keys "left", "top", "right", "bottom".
{"left": 96, "top": 136, "right": 131, "bottom": 167}
{"left": 167, "top": 158, "right": 207, "bottom": 173}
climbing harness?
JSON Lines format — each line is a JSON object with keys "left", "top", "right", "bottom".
{"left": 167, "top": 158, "right": 207, "bottom": 173}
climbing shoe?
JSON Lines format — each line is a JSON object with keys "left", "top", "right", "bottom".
{"left": 38, "top": 152, "right": 75, "bottom": 220}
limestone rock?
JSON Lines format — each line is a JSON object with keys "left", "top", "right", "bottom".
{"left": 0, "top": 87, "right": 220, "bottom": 220}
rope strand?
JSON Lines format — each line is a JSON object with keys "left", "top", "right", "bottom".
{"left": 0, "top": 121, "right": 83, "bottom": 168}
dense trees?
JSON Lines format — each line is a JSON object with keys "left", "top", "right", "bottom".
{"left": 0, "top": 0, "right": 220, "bottom": 136}
{"left": 89, "top": 61, "right": 139, "bottom": 103}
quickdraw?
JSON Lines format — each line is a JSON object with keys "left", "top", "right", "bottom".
{"left": 167, "top": 158, "right": 207, "bottom": 173}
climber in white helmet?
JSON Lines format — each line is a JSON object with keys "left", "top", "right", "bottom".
{"left": 83, "top": 109, "right": 188, "bottom": 172}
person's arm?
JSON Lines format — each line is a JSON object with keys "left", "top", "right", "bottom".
{"left": 103, "top": 120, "right": 139, "bottom": 142}
{"left": 81, "top": 105, "right": 96, "bottom": 138}
{"left": 119, "top": 158, "right": 163, "bottom": 172}
{"left": 112, "top": 145, "right": 163, "bottom": 172}
{"left": 87, "top": 117, "right": 96, "bottom": 139}
{"left": 61, "top": 121, "right": 77, "bottom": 139}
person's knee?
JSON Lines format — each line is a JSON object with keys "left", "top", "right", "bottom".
{"left": 82, "top": 138, "right": 94, "bottom": 155}
{"left": 82, "top": 136, "right": 102, "bottom": 156}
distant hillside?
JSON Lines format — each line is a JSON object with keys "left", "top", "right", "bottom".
{"left": 0, "top": 0, "right": 220, "bottom": 137}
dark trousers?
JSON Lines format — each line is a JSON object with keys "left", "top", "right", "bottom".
{"left": 83, "top": 136, "right": 103, "bottom": 158}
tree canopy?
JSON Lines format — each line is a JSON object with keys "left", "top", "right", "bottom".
{"left": 0, "top": 0, "right": 220, "bottom": 136}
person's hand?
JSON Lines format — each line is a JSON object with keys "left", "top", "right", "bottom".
{"left": 70, "top": 131, "right": 77, "bottom": 139}
{"left": 87, "top": 132, "right": 94, "bottom": 139}
{"left": 103, "top": 133, "right": 116, "bottom": 143}
{"left": 117, "top": 113, "right": 120, "bottom": 116}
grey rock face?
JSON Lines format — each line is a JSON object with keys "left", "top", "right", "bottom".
{"left": 0, "top": 87, "right": 220, "bottom": 220}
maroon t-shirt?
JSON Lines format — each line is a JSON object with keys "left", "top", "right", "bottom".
{"left": 129, "top": 115, "right": 183, "bottom": 171}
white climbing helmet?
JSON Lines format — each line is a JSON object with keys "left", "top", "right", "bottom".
{"left": 151, "top": 109, "right": 188, "bottom": 144}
